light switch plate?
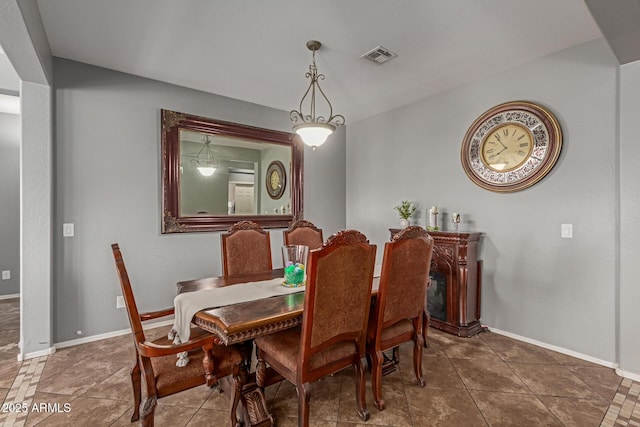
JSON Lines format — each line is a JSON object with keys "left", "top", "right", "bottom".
{"left": 63, "top": 223, "right": 74, "bottom": 237}
{"left": 561, "top": 224, "right": 573, "bottom": 238}
{"left": 1, "top": 270, "right": 9, "bottom": 280}
{"left": 116, "top": 296, "right": 125, "bottom": 309}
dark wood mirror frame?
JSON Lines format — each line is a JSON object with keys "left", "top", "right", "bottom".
{"left": 161, "top": 109, "right": 304, "bottom": 233}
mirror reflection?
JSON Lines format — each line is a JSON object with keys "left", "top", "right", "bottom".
{"left": 161, "top": 109, "right": 304, "bottom": 233}
{"left": 179, "top": 130, "right": 292, "bottom": 216}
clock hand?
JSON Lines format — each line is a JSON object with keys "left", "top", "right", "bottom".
{"left": 488, "top": 146, "right": 507, "bottom": 162}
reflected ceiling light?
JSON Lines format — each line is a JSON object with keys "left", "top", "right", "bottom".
{"left": 192, "top": 135, "right": 217, "bottom": 176}
{"left": 290, "top": 40, "right": 344, "bottom": 150}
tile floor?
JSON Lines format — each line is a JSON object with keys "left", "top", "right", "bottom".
{"left": 0, "top": 297, "right": 638, "bottom": 426}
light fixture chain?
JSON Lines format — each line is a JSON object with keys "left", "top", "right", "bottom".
{"left": 190, "top": 135, "right": 217, "bottom": 176}
{"left": 290, "top": 40, "right": 345, "bottom": 148}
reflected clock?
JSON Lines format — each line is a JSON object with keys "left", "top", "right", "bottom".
{"left": 266, "top": 160, "right": 286, "bottom": 199}
{"left": 460, "top": 101, "right": 562, "bottom": 193}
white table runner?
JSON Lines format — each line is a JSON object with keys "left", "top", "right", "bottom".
{"left": 171, "top": 277, "right": 304, "bottom": 344}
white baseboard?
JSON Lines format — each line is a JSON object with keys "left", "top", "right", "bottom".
{"left": 54, "top": 319, "right": 174, "bottom": 350}
{"left": 18, "top": 346, "right": 56, "bottom": 361}
{"left": 0, "top": 293, "right": 19, "bottom": 301}
{"left": 615, "top": 368, "right": 640, "bottom": 382}
{"left": 488, "top": 327, "right": 619, "bottom": 369}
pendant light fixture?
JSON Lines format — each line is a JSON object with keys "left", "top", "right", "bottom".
{"left": 290, "top": 40, "right": 345, "bottom": 150}
{"left": 191, "top": 135, "right": 217, "bottom": 176}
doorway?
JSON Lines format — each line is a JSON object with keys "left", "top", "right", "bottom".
{"left": 0, "top": 110, "right": 21, "bottom": 361}
{"left": 233, "top": 184, "right": 255, "bottom": 214}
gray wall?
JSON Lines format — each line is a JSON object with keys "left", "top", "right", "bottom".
{"left": 0, "top": 112, "right": 20, "bottom": 295}
{"left": 0, "top": 55, "right": 19, "bottom": 94}
{"left": 619, "top": 60, "right": 640, "bottom": 376}
{"left": 347, "top": 39, "right": 620, "bottom": 364}
{"left": 53, "top": 58, "right": 346, "bottom": 343}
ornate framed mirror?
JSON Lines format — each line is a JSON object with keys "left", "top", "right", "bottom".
{"left": 161, "top": 109, "right": 304, "bottom": 233}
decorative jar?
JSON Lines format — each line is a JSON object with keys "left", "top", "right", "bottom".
{"left": 281, "top": 245, "right": 309, "bottom": 287}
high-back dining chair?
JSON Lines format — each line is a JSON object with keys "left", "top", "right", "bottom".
{"left": 221, "top": 221, "right": 272, "bottom": 276}
{"left": 366, "top": 226, "right": 434, "bottom": 411}
{"left": 254, "top": 230, "right": 377, "bottom": 426}
{"left": 283, "top": 219, "right": 324, "bottom": 250}
{"left": 111, "top": 244, "right": 245, "bottom": 427}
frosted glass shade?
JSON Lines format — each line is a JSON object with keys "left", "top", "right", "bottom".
{"left": 197, "top": 166, "right": 216, "bottom": 176}
{"left": 293, "top": 123, "right": 335, "bottom": 148}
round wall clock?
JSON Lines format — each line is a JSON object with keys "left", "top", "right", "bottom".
{"left": 266, "top": 160, "right": 286, "bottom": 199}
{"left": 460, "top": 101, "right": 562, "bottom": 193}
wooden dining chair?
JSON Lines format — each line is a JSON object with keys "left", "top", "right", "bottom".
{"left": 366, "top": 226, "right": 434, "bottom": 411}
{"left": 221, "top": 221, "right": 273, "bottom": 276}
{"left": 254, "top": 230, "right": 376, "bottom": 426}
{"left": 283, "top": 219, "right": 324, "bottom": 250}
{"left": 111, "top": 244, "right": 245, "bottom": 427}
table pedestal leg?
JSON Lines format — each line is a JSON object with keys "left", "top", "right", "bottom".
{"left": 221, "top": 370, "right": 274, "bottom": 427}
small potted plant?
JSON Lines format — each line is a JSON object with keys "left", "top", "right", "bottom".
{"left": 394, "top": 200, "right": 416, "bottom": 228}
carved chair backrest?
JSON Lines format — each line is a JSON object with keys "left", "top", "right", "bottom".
{"left": 375, "top": 226, "right": 434, "bottom": 330}
{"left": 300, "top": 230, "right": 376, "bottom": 375}
{"left": 221, "top": 221, "right": 273, "bottom": 276}
{"left": 111, "top": 244, "right": 146, "bottom": 346}
{"left": 283, "top": 220, "right": 324, "bottom": 250}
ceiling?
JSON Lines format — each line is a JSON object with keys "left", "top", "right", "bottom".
{"left": 11, "top": 1, "right": 607, "bottom": 122}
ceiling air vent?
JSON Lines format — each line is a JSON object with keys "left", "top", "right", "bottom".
{"left": 360, "top": 45, "right": 397, "bottom": 64}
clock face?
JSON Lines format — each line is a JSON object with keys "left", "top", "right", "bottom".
{"left": 461, "top": 101, "right": 562, "bottom": 193}
{"left": 266, "top": 161, "right": 286, "bottom": 199}
{"left": 270, "top": 170, "right": 280, "bottom": 190}
{"left": 480, "top": 123, "right": 533, "bottom": 172}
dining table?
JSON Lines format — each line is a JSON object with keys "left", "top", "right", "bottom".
{"left": 175, "top": 267, "right": 411, "bottom": 427}
{"left": 177, "top": 269, "right": 310, "bottom": 347}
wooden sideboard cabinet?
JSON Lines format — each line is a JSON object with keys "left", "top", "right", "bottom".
{"left": 389, "top": 229, "right": 483, "bottom": 337}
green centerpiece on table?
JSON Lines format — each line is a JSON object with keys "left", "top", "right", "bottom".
{"left": 281, "top": 245, "right": 309, "bottom": 287}
{"left": 284, "top": 263, "right": 305, "bottom": 287}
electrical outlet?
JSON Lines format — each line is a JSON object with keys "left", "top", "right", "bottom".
{"left": 1, "top": 270, "right": 9, "bottom": 280}
{"left": 561, "top": 224, "right": 573, "bottom": 238}
{"left": 116, "top": 296, "right": 125, "bottom": 309}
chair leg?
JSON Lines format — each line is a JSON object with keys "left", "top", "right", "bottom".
{"left": 355, "top": 356, "right": 370, "bottom": 421}
{"left": 423, "top": 310, "right": 430, "bottom": 348}
{"left": 130, "top": 360, "right": 141, "bottom": 422}
{"left": 140, "top": 396, "right": 157, "bottom": 427}
{"left": 296, "top": 382, "right": 311, "bottom": 427}
{"left": 371, "top": 350, "right": 385, "bottom": 411}
{"left": 413, "top": 333, "right": 425, "bottom": 387}
{"left": 202, "top": 343, "right": 217, "bottom": 387}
